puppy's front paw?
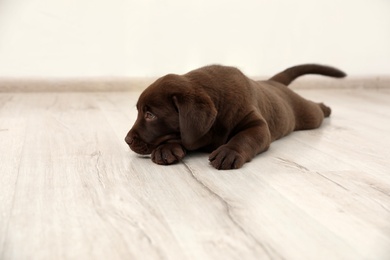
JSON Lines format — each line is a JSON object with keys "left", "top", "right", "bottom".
{"left": 151, "top": 143, "right": 186, "bottom": 165}
{"left": 209, "top": 145, "right": 246, "bottom": 170}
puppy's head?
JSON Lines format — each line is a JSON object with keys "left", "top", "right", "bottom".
{"left": 125, "top": 74, "right": 217, "bottom": 154}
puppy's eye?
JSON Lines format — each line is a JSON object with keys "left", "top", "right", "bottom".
{"left": 145, "top": 111, "right": 157, "bottom": 120}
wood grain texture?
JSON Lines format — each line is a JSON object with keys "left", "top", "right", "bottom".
{"left": 0, "top": 89, "right": 389, "bottom": 260}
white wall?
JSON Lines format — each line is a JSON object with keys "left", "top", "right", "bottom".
{"left": 0, "top": 0, "right": 389, "bottom": 78}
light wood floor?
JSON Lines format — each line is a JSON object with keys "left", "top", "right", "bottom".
{"left": 1, "top": 88, "right": 389, "bottom": 260}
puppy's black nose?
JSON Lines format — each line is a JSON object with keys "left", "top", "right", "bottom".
{"left": 125, "top": 135, "right": 134, "bottom": 145}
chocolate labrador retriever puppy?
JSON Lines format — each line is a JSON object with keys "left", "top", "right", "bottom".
{"left": 125, "top": 64, "right": 346, "bottom": 170}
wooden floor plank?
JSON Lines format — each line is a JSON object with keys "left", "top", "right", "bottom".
{"left": 0, "top": 89, "right": 389, "bottom": 260}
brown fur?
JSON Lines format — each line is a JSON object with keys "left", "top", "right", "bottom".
{"left": 125, "top": 64, "right": 346, "bottom": 170}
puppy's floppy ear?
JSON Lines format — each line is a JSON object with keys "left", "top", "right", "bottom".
{"left": 173, "top": 92, "right": 217, "bottom": 149}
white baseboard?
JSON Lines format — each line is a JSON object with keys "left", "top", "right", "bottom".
{"left": 0, "top": 76, "right": 389, "bottom": 92}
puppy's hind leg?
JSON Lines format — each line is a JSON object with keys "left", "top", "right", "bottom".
{"left": 294, "top": 101, "right": 331, "bottom": 130}
{"left": 319, "top": 102, "right": 331, "bottom": 117}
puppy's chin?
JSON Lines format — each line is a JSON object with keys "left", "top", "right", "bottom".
{"left": 153, "top": 133, "right": 181, "bottom": 146}
{"left": 129, "top": 134, "right": 181, "bottom": 155}
{"left": 129, "top": 141, "right": 155, "bottom": 155}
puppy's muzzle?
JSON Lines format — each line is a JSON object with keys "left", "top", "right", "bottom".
{"left": 125, "top": 132, "right": 153, "bottom": 155}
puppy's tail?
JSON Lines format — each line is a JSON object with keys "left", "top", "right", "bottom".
{"left": 269, "top": 64, "right": 346, "bottom": 86}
